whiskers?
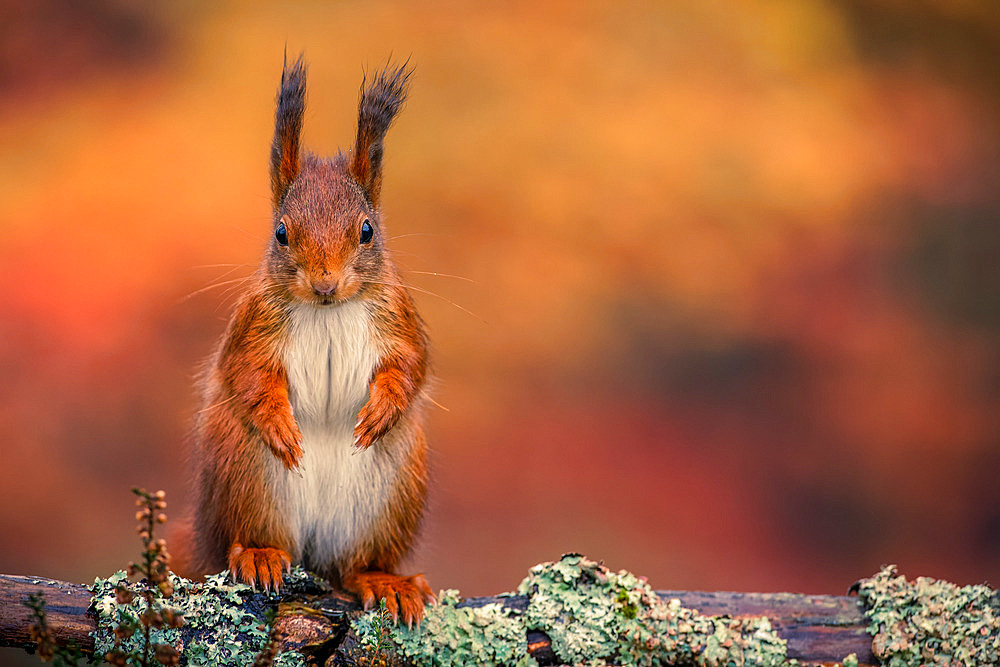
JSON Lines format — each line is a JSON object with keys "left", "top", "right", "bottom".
{"left": 179, "top": 259, "right": 481, "bottom": 323}
{"left": 404, "top": 270, "right": 477, "bottom": 284}
{"left": 427, "top": 396, "right": 450, "bottom": 412}
{"left": 388, "top": 232, "right": 445, "bottom": 242}
{"left": 179, "top": 264, "right": 254, "bottom": 305}
{"left": 195, "top": 394, "right": 239, "bottom": 415}
{"left": 367, "top": 276, "right": 485, "bottom": 324}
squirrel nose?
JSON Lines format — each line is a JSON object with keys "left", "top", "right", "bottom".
{"left": 312, "top": 278, "right": 339, "bottom": 296}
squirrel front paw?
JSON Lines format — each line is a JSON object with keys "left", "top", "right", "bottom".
{"left": 228, "top": 543, "right": 291, "bottom": 593}
{"left": 353, "top": 396, "right": 400, "bottom": 450}
{"left": 259, "top": 410, "right": 303, "bottom": 470}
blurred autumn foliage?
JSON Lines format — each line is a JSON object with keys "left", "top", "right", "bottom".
{"left": 2, "top": 0, "right": 999, "bottom": 614}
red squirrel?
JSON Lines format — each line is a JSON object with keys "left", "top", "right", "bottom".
{"left": 182, "top": 55, "right": 434, "bottom": 625}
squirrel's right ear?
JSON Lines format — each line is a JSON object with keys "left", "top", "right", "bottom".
{"left": 349, "top": 61, "right": 412, "bottom": 208}
{"left": 270, "top": 53, "right": 307, "bottom": 209}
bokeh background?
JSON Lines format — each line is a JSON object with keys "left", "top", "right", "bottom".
{"left": 3, "top": 1, "right": 1000, "bottom": 655}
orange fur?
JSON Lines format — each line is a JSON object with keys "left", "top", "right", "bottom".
{"left": 183, "top": 56, "right": 432, "bottom": 626}
{"left": 228, "top": 543, "right": 291, "bottom": 593}
{"left": 343, "top": 571, "right": 435, "bottom": 627}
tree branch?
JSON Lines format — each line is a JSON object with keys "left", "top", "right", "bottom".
{"left": 0, "top": 575, "right": 95, "bottom": 653}
{"left": 0, "top": 573, "right": 876, "bottom": 665}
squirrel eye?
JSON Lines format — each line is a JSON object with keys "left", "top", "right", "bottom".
{"left": 275, "top": 222, "right": 288, "bottom": 246}
{"left": 360, "top": 220, "right": 373, "bottom": 244}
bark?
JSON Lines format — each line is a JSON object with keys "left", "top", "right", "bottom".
{"left": 0, "top": 575, "right": 95, "bottom": 653}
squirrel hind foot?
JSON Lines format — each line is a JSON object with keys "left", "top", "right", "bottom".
{"left": 228, "top": 543, "right": 292, "bottom": 593}
{"left": 343, "top": 571, "right": 436, "bottom": 628}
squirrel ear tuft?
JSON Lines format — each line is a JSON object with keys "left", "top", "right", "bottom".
{"left": 270, "top": 53, "right": 307, "bottom": 209}
{"left": 350, "top": 60, "right": 412, "bottom": 208}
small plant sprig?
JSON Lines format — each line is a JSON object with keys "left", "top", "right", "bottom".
{"left": 103, "top": 488, "right": 184, "bottom": 667}
{"left": 352, "top": 598, "right": 393, "bottom": 667}
{"left": 128, "top": 488, "right": 173, "bottom": 595}
{"left": 22, "top": 488, "right": 183, "bottom": 666}
{"left": 251, "top": 613, "right": 288, "bottom": 667}
{"left": 369, "top": 598, "right": 392, "bottom": 664}
{"left": 25, "top": 592, "right": 56, "bottom": 662}
{"left": 25, "top": 591, "right": 88, "bottom": 665}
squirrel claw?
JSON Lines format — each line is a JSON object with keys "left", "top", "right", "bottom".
{"left": 344, "top": 571, "right": 433, "bottom": 627}
{"left": 228, "top": 543, "right": 292, "bottom": 593}
{"left": 353, "top": 397, "right": 400, "bottom": 450}
{"left": 260, "top": 412, "right": 303, "bottom": 470}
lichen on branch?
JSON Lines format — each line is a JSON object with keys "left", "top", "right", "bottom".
{"left": 349, "top": 589, "right": 532, "bottom": 666}
{"left": 857, "top": 564, "right": 1000, "bottom": 666}
{"left": 350, "top": 554, "right": 800, "bottom": 666}
{"left": 517, "top": 554, "right": 790, "bottom": 666}
{"left": 91, "top": 568, "right": 314, "bottom": 667}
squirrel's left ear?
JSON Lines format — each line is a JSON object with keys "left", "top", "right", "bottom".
{"left": 270, "top": 53, "right": 307, "bottom": 209}
{"left": 350, "top": 61, "right": 412, "bottom": 208}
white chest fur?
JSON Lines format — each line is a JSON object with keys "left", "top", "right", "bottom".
{"left": 270, "top": 301, "right": 397, "bottom": 569}
{"left": 283, "top": 300, "right": 377, "bottom": 427}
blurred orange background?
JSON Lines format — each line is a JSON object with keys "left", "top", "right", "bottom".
{"left": 2, "top": 0, "right": 1000, "bottom": 630}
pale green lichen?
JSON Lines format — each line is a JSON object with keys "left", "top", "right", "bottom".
{"left": 98, "top": 557, "right": 998, "bottom": 666}
{"left": 352, "top": 554, "right": 793, "bottom": 666}
{"left": 352, "top": 588, "right": 534, "bottom": 666}
{"left": 91, "top": 568, "right": 313, "bottom": 666}
{"left": 517, "top": 554, "right": 789, "bottom": 666}
{"left": 857, "top": 564, "right": 1000, "bottom": 666}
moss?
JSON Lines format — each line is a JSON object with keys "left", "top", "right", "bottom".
{"left": 91, "top": 567, "right": 316, "bottom": 666}
{"left": 857, "top": 564, "right": 1000, "bottom": 666}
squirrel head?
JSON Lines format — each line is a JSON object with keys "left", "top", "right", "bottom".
{"left": 265, "top": 54, "right": 412, "bottom": 306}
